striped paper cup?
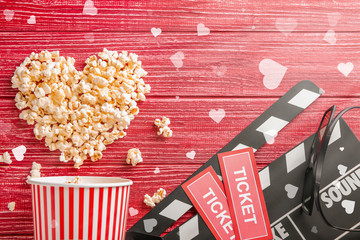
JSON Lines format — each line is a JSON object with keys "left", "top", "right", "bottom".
{"left": 28, "top": 176, "right": 133, "bottom": 240}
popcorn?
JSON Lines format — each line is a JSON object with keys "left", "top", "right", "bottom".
{"left": 26, "top": 162, "right": 41, "bottom": 183}
{"left": 126, "top": 148, "right": 143, "bottom": 166}
{"left": 7, "top": 202, "right": 15, "bottom": 212}
{"left": 0, "top": 152, "right": 12, "bottom": 164}
{"left": 11, "top": 49, "right": 150, "bottom": 168}
{"left": 154, "top": 116, "right": 173, "bottom": 137}
{"left": 66, "top": 176, "right": 81, "bottom": 184}
{"left": 144, "top": 188, "right": 167, "bottom": 208}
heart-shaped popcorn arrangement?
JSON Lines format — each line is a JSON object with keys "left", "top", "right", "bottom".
{"left": 11, "top": 49, "right": 150, "bottom": 168}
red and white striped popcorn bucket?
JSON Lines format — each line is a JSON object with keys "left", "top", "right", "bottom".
{"left": 28, "top": 176, "right": 133, "bottom": 240}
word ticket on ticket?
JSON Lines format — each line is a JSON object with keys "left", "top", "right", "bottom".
{"left": 218, "top": 148, "right": 273, "bottom": 240}
{"left": 182, "top": 166, "right": 236, "bottom": 240}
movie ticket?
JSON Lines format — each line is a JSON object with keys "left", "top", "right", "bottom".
{"left": 218, "top": 148, "right": 272, "bottom": 240}
{"left": 182, "top": 166, "right": 236, "bottom": 240}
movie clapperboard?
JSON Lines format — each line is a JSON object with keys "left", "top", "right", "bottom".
{"left": 126, "top": 80, "right": 334, "bottom": 240}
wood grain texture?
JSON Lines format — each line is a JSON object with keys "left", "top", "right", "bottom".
{"left": 0, "top": 0, "right": 360, "bottom": 32}
{"left": 1, "top": 0, "right": 360, "bottom": 238}
{"left": 1, "top": 32, "right": 360, "bottom": 98}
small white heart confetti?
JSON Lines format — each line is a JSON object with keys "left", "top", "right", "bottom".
{"left": 332, "top": 180, "right": 341, "bottom": 189}
{"left": 341, "top": 200, "right": 355, "bottom": 214}
{"left": 27, "top": 15, "right": 36, "bottom": 25}
{"left": 186, "top": 150, "right": 196, "bottom": 160}
{"left": 211, "top": 65, "right": 227, "bottom": 77}
{"left": 323, "top": 30, "right": 336, "bottom": 45}
{"left": 12, "top": 145, "right": 27, "bottom": 161}
{"left": 339, "top": 147, "right": 344, "bottom": 151}
{"left": 259, "top": 59, "right": 287, "bottom": 90}
{"left": 144, "top": 218, "right": 158, "bottom": 233}
{"left": 311, "top": 226, "right": 318, "bottom": 234}
{"left": 284, "top": 184, "right": 298, "bottom": 199}
{"left": 337, "top": 164, "right": 348, "bottom": 175}
{"left": 151, "top": 27, "right": 162, "bottom": 37}
{"left": 84, "top": 32, "right": 95, "bottom": 42}
{"left": 327, "top": 12, "right": 341, "bottom": 27}
{"left": 197, "top": 23, "right": 210, "bottom": 36}
{"left": 4, "top": 9, "right": 14, "bottom": 22}
{"left": 209, "top": 109, "right": 225, "bottom": 123}
{"left": 83, "top": 0, "right": 98, "bottom": 16}
{"left": 129, "top": 207, "right": 139, "bottom": 216}
{"left": 337, "top": 62, "right": 354, "bottom": 77}
{"left": 275, "top": 18, "right": 297, "bottom": 36}
{"left": 170, "top": 52, "right": 184, "bottom": 68}
{"left": 154, "top": 167, "right": 160, "bottom": 174}
{"left": 264, "top": 129, "right": 278, "bottom": 144}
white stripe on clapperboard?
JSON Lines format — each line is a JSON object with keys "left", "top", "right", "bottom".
{"left": 270, "top": 162, "right": 360, "bottom": 240}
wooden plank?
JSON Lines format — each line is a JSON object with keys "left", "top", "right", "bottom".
{"left": 1, "top": 97, "right": 360, "bottom": 167}
{"left": 1, "top": 96, "right": 360, "bottom": 235}
{"left": 1, "top": 31, "right": 360, "bottom": 98}
{"left": 0, "top": 0, "right": 359, "bottom": 32}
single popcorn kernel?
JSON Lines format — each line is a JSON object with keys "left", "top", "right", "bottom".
{"left": 0, "top": 152, "right": 12, "bottom": 164}
{"left": 66, "top": 176, "right": 81, "bottom": 184}
{"left": 11, "top": 49, "right": 150, "bottom": 168}
{"left": 154, "top": 116, "right": 173, "bottom": 137}
{"left": 144, "top": 188, "right": 167, "bottom": 208}
{"left": 126, "top": 148, "right": 143, "bottom": 166}
{"left": 26, "top": 162, "right": 41, "bottom": 183}
{"left": 8, "top": 202, "right": 16, "bottom": 212}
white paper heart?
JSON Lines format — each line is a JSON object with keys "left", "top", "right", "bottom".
{"left": 332, "top": 180, "right": 341, "bottom": 189}
{"left": 151, "top": 27, "right": 162, "bottom": 37}
{"left": 341, "top": 200, "right": 355, "bottom": 214}
{"left": 129, "top": 207, "right": 139, "bottom": 216}
{"left": 170, "top": 51, "right": 184, "bottom": 68}
{"left": 209, "top": 109, "right": 225, "bottom": 123}
{"left": 284, "top": 184, "right": 298, "bottom": 199}
{"left": 27, "top": 15, "right": 36, "bottom": 25}
{"left": 264, "top": 129, "right": 278, "bottom": 144}
{"left": 4, "top": 9, "right": 14, "bottom": 22}
{"left": 83, "top": 0, "right": 98, "bottom": 16}
{"left": 337, "top": 62, "right": 354, "bottom": 77}
{"left": 328, "top": 12, "right": 341, "bottom": 27}
{"left": 12, "top": 145, "right": 27, "bottom": 161}
{"left": 154, "top": 167, "right": 160, "bottom": 174}
{"left": 311, "top": 226, "right": 318, "bottom": 234}
{"left": 186, "top": 150, "right": 196, "bottom": 160}
{"left": 84, "top": 32, "right": 95, "bottom": 42}
{"left": 144, "top": 218, "right": 158, "bottom": 233}
{"left": 339, "top": 147, "right": 344, "bottom": 151}
{"left": 323, "top": 30, "right": 336, "bottom": 45}
{"left": 197, "top": 23, "right": 210, "bottom": 36}
{"left": 275, "top": 18, "right": 298, "bottom": 36}
{"left": 337, "top": 164, "right": 348, "bottom": 175}
{"left": 259, "top": 59, "right": 287, "bottom": 90}
{"left": 212, "top": 65, "right": 227, "bottom": 77}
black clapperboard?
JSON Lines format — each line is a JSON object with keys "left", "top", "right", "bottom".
{"left": 126, "top": 81, "right": 360, "bottom": 240}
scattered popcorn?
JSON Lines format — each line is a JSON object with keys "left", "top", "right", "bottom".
{"left": 154, "top": 116, "right": 173, "bottom": 137}
{"left": 126, "top": 148, "right": 143, "bottom": 166}
{"left": 66, "top": 176, "right": 81, "bottom": 184}
{"left": 11, "top": 49, "right": 150, "bottom": 168}
{"left": 7, "top": 202, "right": 15, "bottom": 212}
{"left": 26, "top": 162, "right": 41, "bottom": 183}
{"left": 144, "top": 188, "right": 166, "bottom": 208}
{"left": 0, "top": 152, "right": 12, "bottom": 164}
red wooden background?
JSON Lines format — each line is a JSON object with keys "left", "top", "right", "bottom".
{"left": 1, "top": 0, "right": 360, "bottom": 239}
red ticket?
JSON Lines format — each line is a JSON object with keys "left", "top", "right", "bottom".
{"left": 182, "top": 166, "right": 236, "bottom": 240}
{"left": 218, "top": 148, "right": 272, "bottom": 240}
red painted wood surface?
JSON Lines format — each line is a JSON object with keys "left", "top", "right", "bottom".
{"left": 1, "top": 0, "right": 360, "bottom": 238}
